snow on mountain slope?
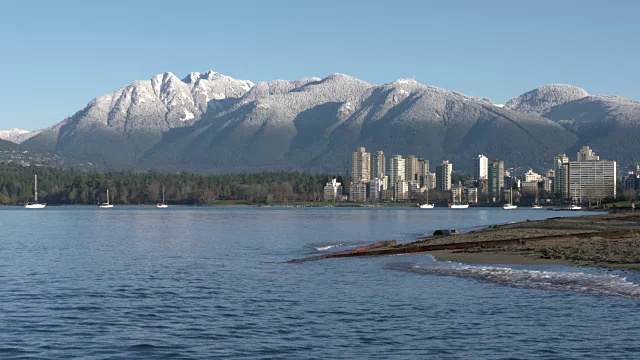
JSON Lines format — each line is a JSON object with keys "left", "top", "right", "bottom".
{"left": 23, "top": 71, "right": 253, "bottom": 168}
{"left": 16, "top": 70, "right": 639, "bottom": 172}
{"left": 143, "top": 76, "right": 575, "bottom": 172}
{"left": 505, "top": 84, "right": 589, "bottom": 114}
{"left": 542, "top": 95, "right": 640, "bottom": 165}
{"left": 0, "top": 128, "right": 41, "bottom": 143}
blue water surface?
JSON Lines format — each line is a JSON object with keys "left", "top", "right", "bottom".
{"left": 1, "top": 206, "right": 638, "bottom": 359}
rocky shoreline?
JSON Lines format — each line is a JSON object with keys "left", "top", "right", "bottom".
{"left": 293, "top": 212, "right": 640, "bottom": 270}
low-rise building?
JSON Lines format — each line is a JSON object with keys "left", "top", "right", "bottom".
{"left": 521, "top": 181, "right": 539, "bottom": 195}
{"left": 323, "top": 178, "right": 342, "bottom": 202}
{"left": 452, "top": 186, "right": 478, "bottom": 204}
{"left": 368, "top": 178, "right": 384, "bottom": 202}
{"left": 349, "top": 181, "right": 368, "bottom": 202}
{"left": 408, "top": 180, "right": 422, "bottom": 199}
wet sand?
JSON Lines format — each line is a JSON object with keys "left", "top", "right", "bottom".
{"left": 423, "top": 212, "right": 640, "bottom": 269}
{"left": 297, "top": 212, "right": 640, "bottom": 270}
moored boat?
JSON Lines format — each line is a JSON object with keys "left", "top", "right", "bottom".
{"left": 157, "top": 186, "right": 168, "bottom": 208}
{"left": 100, "top": 189, "right": 114, "bottom": 208}
{"left": 24, "top": 175, "right": 46, "bottom": 209}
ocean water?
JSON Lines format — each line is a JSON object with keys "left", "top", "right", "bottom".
{"left": 1, "top": 206, "right": 639, "bottom": 359}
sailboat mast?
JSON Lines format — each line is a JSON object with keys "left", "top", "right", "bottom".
{"left": 34, "top": 175, "right": 38, "bottom": 202}
{"left": 107, "top": 189, "right": 109, "bottom": 205}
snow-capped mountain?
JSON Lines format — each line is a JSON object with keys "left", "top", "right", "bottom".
{"left": 142, "top": 75, "right": 573, "bottom": 172}
{"left": 542, "top": 95, "right": 640, "bottom": 166}
{"left": 20, "top": 71, "right": 640, "bottom": 172}
{"left": 0, "top": 128, "right": 41, "bottom": 144}
{"left": 505, "top": 84, "right": 589, "bottom": 114}
{"left": 25, "top": 70, "right": 253, "bottom": 167}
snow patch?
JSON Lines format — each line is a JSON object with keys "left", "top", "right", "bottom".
{"left": 181, "top": 110, "right": 195, "bottom": 121}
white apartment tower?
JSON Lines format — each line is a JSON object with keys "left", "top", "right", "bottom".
{"left": 389, "top": 155, "right": 406, "bottom": 189}
{"left": 474, "top": 154, "right": 489, "bottom": 180}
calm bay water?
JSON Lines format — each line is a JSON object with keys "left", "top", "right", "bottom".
{"left": 1, "top": 206, "right": 639, "bottom": 359}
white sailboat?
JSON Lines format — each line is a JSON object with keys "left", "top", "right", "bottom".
{"left": 418, "top": 190, "right": 434, "bottom": 209}
{"left": 450, "top": 182, "right": 469, "bottom": 209}
{"left": 568, "top": 199, "right": 581, "bottom": 210}
{"left": 100, "top": 189, "right": 114, "bottom": 208}
{"left": 156, "top": 186, "right": 168, "bottom": 208}
{"left": 503, "top": 188, "right": 517, "bottom": 210}
{"left": 24, "top": 174, "right": 46, "bottom": 209}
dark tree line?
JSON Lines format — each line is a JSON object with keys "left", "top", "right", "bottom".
{"left": 0, "top": 163, "right": 350, "bottom": 205}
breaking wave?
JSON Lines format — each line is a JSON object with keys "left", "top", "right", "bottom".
{"left": 316, "top": 244, "right": 342, "bottom": 251}
{"left": 389, "top": 260, "right": 640, "bottom": 299}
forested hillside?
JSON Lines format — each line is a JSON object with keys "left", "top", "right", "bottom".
{"left": 0, "top": 164, "right": 348, "bottom": 205}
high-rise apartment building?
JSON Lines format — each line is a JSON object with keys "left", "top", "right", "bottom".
{"left": 394, "top": 180, "right": 409, "bottom": 201}
{"left": 418, "top": 159, "right": 430, "bottom": 187}
{"left": 544, "top": 169, "right": 555, "bottom": 194}
{"left": 425, "top": 172, "right": 436, "bottom": 190}
{"left": 488, "top": 159, "right": 504, "bottom": 202}
{"left": 370, "top": 151, "right": 386, "bottom": 180}
{"left": 568, "top": 160, "right": 616, "bottom": 202}
{"left": 352, "top": 147, "right": 371, "bottom": 182}
{"left": 389, "top": 155, "right": 406, "bottom": 189}
{"left": 553, "top": 154, "right": 569, "bottom": 199}
{"left": 436, "top": 160, "right": 452, "bottom": 192}
{"left": 577, "top": 146, "right": 600, "bottom": 161}
{"left": 405, "top": 155, "right": 419, "bottom": 182}
{"left": 474, "top": 154, "right": 489, "bottom": 180}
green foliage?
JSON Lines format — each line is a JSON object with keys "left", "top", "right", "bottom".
{"left": 0, "top": 163, "right": 344, "bottom": 205}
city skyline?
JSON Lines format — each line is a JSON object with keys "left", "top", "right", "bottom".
{"left": 344, "top": 145, "right": 623, "bottom": 204}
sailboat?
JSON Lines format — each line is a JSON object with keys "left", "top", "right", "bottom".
{"left": 156, "top": 186, "right": 168, "bottom": 208}
{"left": 503, "top": 187, "right": 517, "bottom": 210}
{"left": 567, "top": 198, "right": 581, "bottom": 210}
{"left": 100, "top": 189, "right": 114, "bottom": 208}
{"left": 532, "top": 188, "right": 543, "bottom": 208}
{"left": 24, "top": 174, "right": 46, "bottom": 209}
{"left": 449, "top": 182, "right": 469, "bottom": 209}
{"left": 418, "top": 190, "right": 434, "bottom": 209}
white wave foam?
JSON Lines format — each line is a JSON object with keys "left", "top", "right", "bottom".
{"left": 316, "top": 244, "right": 342, "bottom": 251}
{"left": 392, "top": 262, "right": 640, "bottom": 299}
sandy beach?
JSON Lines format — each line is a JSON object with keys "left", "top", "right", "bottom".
{"left": 300, "top": 212, "right": 640, "bottom": 270}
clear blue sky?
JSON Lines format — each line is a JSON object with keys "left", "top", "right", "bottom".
{"left": 2, "top": 0, "right": 639, "bottom": 130}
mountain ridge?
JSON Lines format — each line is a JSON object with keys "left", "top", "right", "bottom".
{"left": 10, "top": 71, "right": 640, "bottom": 173}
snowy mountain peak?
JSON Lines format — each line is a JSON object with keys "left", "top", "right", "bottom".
{"left": 203, "top": 70, "right": 219, "bottom": 80}
{"left": 505, "top": 84, "right": 589, "bottom": 114}
{"left": 393, "top": 78, "right": 419, "bottom": 85}
{"left": 183, "top": 72, "right": 202, "bottom": 83}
